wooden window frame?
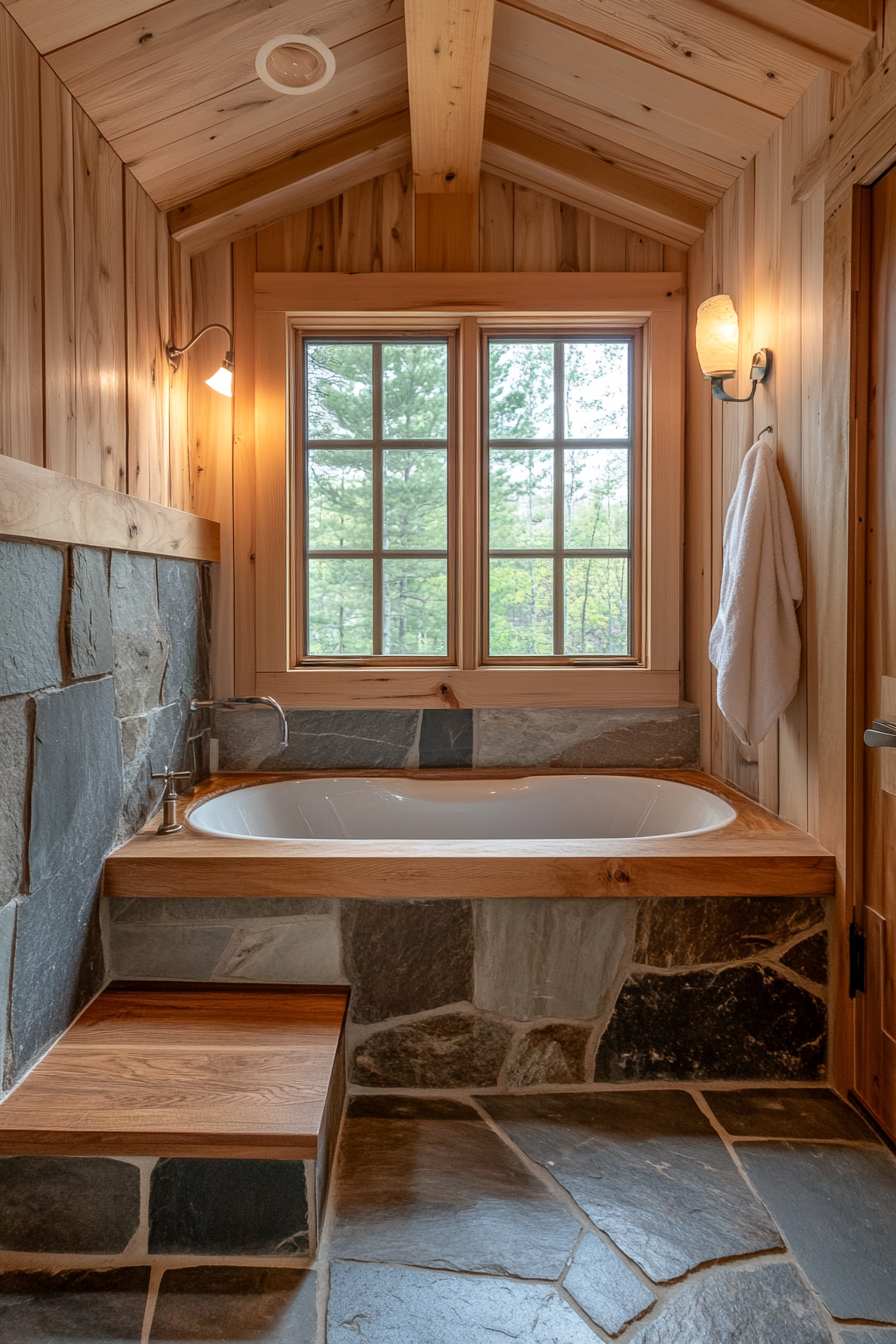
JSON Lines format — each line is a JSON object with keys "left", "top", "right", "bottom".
{"left": 251, "top": 272, "right": 683, "bottom": 708}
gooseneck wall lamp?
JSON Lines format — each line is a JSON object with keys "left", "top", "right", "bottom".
{"left": 695, "top": 294, "right": 770, "bottom": 402}
{"left": 166, "top": 323, "right": 234, "bottom": 398}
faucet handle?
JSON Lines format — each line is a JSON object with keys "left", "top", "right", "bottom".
{"left": 151, "top": 769, "right": 191, "bottom": 793}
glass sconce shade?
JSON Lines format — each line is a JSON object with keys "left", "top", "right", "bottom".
{"left": 696, "top": 294, "right": 739, "bottom": 380}
{"left": 205, "top": 356, "right": 234, "bottom": 398}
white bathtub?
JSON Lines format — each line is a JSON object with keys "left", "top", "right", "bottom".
{"left": 188, "top": 775, "right": 736, "bottom": 842}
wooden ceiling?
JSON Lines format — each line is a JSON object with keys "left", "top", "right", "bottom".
{"left": 2, "top": 0, "right": 876, "bottom": 249}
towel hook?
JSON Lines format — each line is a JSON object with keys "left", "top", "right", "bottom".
{"left": 758, "top": 425, "right": 774, "bottom": 436}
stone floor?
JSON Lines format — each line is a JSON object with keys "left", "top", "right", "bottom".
{"left": 1, "top": 1086, "right": 895, "bottom": 1343}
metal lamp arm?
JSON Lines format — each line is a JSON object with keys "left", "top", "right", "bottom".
{"left": 166, "top": 323, "right": 234, "bottom": 372}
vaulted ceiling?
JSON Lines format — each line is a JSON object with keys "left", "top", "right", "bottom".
{"left": 3, "top": 0, "right": 876, "bottom": 251}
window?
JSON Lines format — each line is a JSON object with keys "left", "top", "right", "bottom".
{"left": 303, "top": 338, "right": 453, "bottom": 660}
{"left": 486, "top": 337, "right": 634, "bottom": 661}
{"left": 250, "top": 273, "right": 682, "bottom": 707}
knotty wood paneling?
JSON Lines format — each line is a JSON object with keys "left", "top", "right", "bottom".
{"left": 126, "top": 171, "right": 169, "bottom": 502}
{"left": 1, "top": 12, "right": 217, "bottom": 531}
{"left": 250, "top": 166, "right": 693, "bottom": 278}
{"left": 189, "top": 245, "right": 234, "bottom": 698}
{"left": 0, "top": 6, "right": 43, "bottom": 467}
{"left": 40, "top": 64, "right": 76, "bottom": 477}
{"left": 73, "top": 102, "right": 127, "bottom": 492}
{"left": 687, "top": 76, "right": 830, "bottom": 819}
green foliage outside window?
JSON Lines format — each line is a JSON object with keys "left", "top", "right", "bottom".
{"left": 301, "top": 336, "right": 634, "bottom": 660}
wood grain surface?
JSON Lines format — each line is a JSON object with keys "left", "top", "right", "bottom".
{"left": 0, "top": 454, "right": 220, "bottom": 561}
{"left": 0, "top": 984, "right": 348, "bottom": 1159}
{"left": 104, "top": 769, "right": 835, "bottom": 902}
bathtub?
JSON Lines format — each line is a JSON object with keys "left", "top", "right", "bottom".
{"left": 187, "top": 774, "right": 736, "bottom": 842}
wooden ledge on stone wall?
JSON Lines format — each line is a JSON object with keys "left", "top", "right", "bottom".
{"left": 0, "top": 455, "right": 220, "bottom": 562}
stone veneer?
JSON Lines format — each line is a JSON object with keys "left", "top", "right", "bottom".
{"left": 0, "top": 539, "right": 211, "bottom": 1095}
{"left": 213, "top": 703, "right": 702, "bottom": 771}
{"left": 106, "top": 894, "right": 829, "bottom": 1087}
{"left": 0, "top": 1154, "right": 313, "bottom": 1259}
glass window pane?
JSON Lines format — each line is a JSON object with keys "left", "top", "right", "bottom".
{"left": 306, "top": 343, "right": 373, "bottom": 440}
{"left": 307, "top": 448, "right": 373, "bottom": 550}
{"left": 384, "top": 449, "right": 447, "bottom": 550}
{"left": 383, "top": 558, "right": 447, "bottom": 655}
{"left": 489, "top": 342, "right": 554, "bottom": 439}
{"left": 307, "top": 559, "right": 373, "bottom": 654}
{"left": 564, "top": 448, "right": 629, "bottom": 549}
{"left": 564, "top": 557, "right": 629, "bottom": 655}
{"left": 564, "top": 342, "right": 629, "bottom": 439}
{"left": 489, "top": 448, "right": 553, "bottom": 549}
{"left": 489, "top": 557, "right": 553, "bottom": 655}
{"left": 383, "top": 343, "right": 448, "bottom": 440}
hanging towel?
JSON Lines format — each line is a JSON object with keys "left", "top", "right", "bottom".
{"left": 709, "top": 439, "right": 803, "bottom": 747}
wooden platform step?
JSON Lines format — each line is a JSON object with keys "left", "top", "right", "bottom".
{"left": 0, "top": 982, "right": 348, "bottom": 1261}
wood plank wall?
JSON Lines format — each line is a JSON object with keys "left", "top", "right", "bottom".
{"left": 0, "top": 7, "right": 193, "bottom": 511}
{"left": 246, "top": 168, "right": 687, "bottom": 274}
{"left": 190, "top": 165, "right": 686, "bottom": 696}
{"left": 685, "top": 75, "right": 833, "bottom": 830}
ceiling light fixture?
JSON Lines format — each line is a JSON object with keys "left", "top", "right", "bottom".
{"left": 696, "top": 294, "right": 770, "bottom": 403}
{"left": 166, "top": 324, "right": 234, "bottom": 398}
{"left": 255, "top": 33, "right": 335, "bottom": 95}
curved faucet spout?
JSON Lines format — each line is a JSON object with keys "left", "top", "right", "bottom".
{"left": 190, "top": 696, "right": 289, "bottom": 749}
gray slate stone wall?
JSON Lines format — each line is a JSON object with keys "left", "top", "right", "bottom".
{"left": 105, "top": 892, "right": 829, "bottom": 1088}
{"left": 0, "top": 539, "right": 211, "bottom": 1093}
{"left": 214, "top": 703, "right": 701, "bottom": 771}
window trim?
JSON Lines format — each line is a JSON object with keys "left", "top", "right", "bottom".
{"left": 250, "top": 272, "right": 683, "bottom": 708}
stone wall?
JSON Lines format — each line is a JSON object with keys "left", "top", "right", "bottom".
{"left": 214, "top": 704, "right": 702, "bottom": 771}
{"left": 0, "top": 540, "right": 211, "bottom": 1094}
{"left": 106, "top": 894, "right": 829, "bottom": 1086}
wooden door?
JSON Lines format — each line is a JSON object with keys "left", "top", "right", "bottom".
{"left": 856, "top": 168, "right": 896, "bottom": 1140}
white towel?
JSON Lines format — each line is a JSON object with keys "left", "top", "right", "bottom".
{"left": 709, "top": 440, "right": 802, "bottom": 747}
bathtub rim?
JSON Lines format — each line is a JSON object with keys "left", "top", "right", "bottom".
{"left": 185, "top": 772, "right": 739, "bottom": 843}
{"left": 104, "top": 769, "right": 835, "bottom": 903}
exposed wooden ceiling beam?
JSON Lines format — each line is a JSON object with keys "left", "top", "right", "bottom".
{"left": 405, "top": 0, "right": 495, "bottom": 193}
{"left": 482, "top": 114, "right": 708, "bottom": 245}
{"left": 498, "top": 0, "right": 827, "bottom": 109}
{"left": 167, "top": 111, "right": 411, "bottom": 254}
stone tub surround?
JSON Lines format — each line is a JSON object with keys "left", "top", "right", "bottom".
{"left": 212, "top": 703, "right": 702, "bottom": 772}
{"left": 0, "top": 538, "right": 211, "bottom": 1096}
{"left": 4, "top": 1085, "right": 891, "bottom": 1342}
{"left": 105, "top": 895, "right": 830, "bottom": 1089}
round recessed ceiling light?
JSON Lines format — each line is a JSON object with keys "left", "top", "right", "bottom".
{"left": 255, "top": 33, "right": 335, "bottom": 95}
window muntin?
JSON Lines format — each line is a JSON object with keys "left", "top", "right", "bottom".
{"left": 302, "top": 338, "right": 452, "bottom": 659}
{"left": 486, "top": 337, "right": 634, "bottom": 660}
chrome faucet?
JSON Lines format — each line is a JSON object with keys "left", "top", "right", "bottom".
{"left": 190, "top": 696, "right": 289, "bottom": 749}
{"left": 151, "top": 768, "right": 191, "bottom": 834}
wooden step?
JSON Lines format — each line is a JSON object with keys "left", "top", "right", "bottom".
{"left": 0, "top": 982, "right": 348, "bottom": 1162}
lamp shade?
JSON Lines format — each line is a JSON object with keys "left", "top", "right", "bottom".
{"left": 205, "top": 353, "right": 234, "bottom": 398}
{"left": 696, "top": 294, "right": 739, "bottom": 380}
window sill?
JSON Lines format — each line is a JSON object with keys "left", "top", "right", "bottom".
{"left": 256, "top": 666, "right": 679, "bottom": 709}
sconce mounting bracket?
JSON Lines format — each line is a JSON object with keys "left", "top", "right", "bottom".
{"left": 710, "top": 348, "right": 771, "bottom": 402}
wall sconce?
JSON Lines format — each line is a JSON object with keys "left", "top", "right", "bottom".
{"left": 695, "top": 294, "right": 770, "bottom": 402}
{"left": 166, "top": 323, "right": 234, "bottom": 398}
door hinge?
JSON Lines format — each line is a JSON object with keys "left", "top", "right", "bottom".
{"left": 849, "top": 921, "right": 866, "bottom": 998}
